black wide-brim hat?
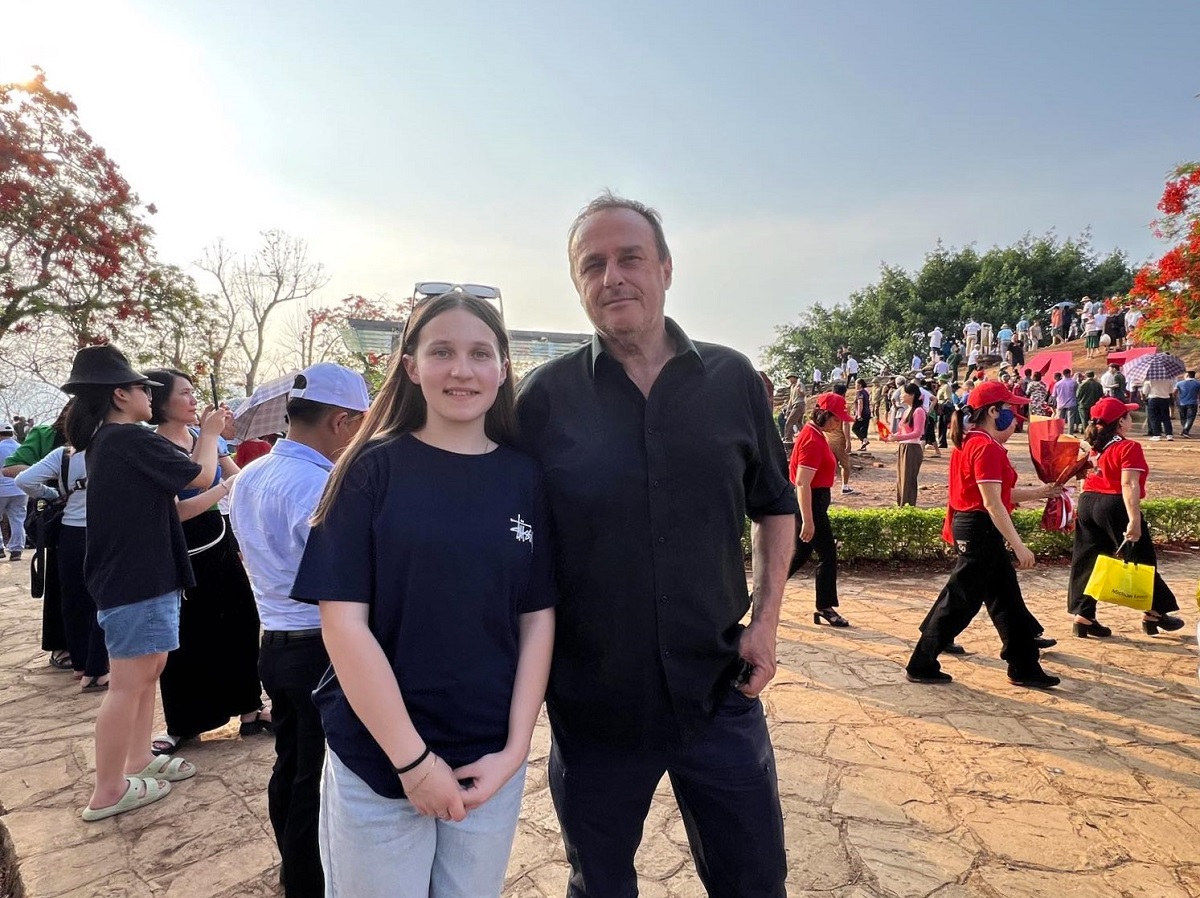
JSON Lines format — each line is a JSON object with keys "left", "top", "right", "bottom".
{"left": 60, "top": 345, "right": 163, "bottom": 394}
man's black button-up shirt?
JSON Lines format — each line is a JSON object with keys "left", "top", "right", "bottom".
{"left": 516, "top": 318, "right": 797, "bottom": 748}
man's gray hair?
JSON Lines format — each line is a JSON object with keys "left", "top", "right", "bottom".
{"left": 567, "top": 191, "right": 672, "bottom": 264}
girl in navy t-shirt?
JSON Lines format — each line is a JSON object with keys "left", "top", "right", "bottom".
{"left": 293, "top": 292, "right": 557, "bottom": 898}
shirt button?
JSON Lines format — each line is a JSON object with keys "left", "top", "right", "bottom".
{"left": 653, "top": 479, "right": 660, "bottom": 488}
{"left": 663, "top": 649, "right": 672, "bottom": 658}
{"left": 647, "top": 426, "right": 655, "bottom": 435}
{"left": 657, "top": 536, "right": 665, "bottom": 544}
{"left": 660, "top": 594, "right": 668, "bottom": 603}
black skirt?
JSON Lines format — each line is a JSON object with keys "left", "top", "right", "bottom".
{"left": 160, "top": 510, "right": 264, "bottom": 737}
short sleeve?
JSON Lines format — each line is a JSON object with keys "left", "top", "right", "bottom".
{"left": 126, "top": 429, "right": 202, "bottom": 494}
{"left": 795, "top": 430, "right": 824, "bottom": 471}
{"left": 519, "top": 473, "right": 558, "bottom": 614}
{"left": 742, "top": 363, "right": 798, "bottom": 519}
{"left": 973, "top": 442, "right": 1007, "bottom": 483}
{"left": 1118, "top": 440, "right": 1148, "bottom": 472}
{"left": 290, "top": 452, "right": 378, "bottom": 605}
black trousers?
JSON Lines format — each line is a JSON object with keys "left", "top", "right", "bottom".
{"left": 258, "top": 631, "right": 329, "bottom": 898}
{"left": 1181, "top": 404, "right": 1197, "bottom": 436}
{"left": 787, "top": 487, "right": 839, "bottom": 608}
{"left": 1146, "top": 397, "right": 1174, "bottom": 437}
{"left": 1067, "top": 492, "right": 1178, "bottom": 620}
{"left": 56, "top": 526, "right": 108, "bottom": 678}
{"left": 39, "top": 545, "right": 68, "bottom": 653}
{"left": 907, "top": 512, "right": 1040, "bottom": 675}
{"left": 549, "top": 691, "right": 786, "bottom": 898}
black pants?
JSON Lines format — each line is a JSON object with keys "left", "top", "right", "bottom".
{"left": 937, "top": 405, "right": 951, "bottom": 447}
{"left": 549, "top": 691, "right": 786, "bottom": 898}
{"left": 907, "top": 512, "right": 1040, "bottom": 675}
{"left": 787, "top": 487, "right": 839, "bottom": 608}
{"left": 1067, "top": 492, "right": 1178, "bottom": 620}
{"left": 258, "top": 631, "right": 329, "bottom": 898}
{"left": 852, "top": 417, "right": 870, "bottom": 442}
{"left": 1147, "top": 397, "right": 1173, "bottom": 437}
{"left": 56, "top": 526, "right": 108, "bottom": 678}
{"left": 1181, "top": 404, "right": 1196, "bottom": 436}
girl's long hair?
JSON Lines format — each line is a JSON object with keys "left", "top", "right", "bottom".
{"left": 65, "top": 387, "right": 115, "bottom": 451}
{"left": 903, "top": 383, "right": 922, "bottom": 427}
{"left": 311, "top": 292, "right": 517, "bottom": 527}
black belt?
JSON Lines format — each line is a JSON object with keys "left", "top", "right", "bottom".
{"left": 262, "top": 628, "right": 323, "bottom": 644}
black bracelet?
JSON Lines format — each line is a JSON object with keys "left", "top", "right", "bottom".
{"left": 393, "top": 747, "right": 430, "bottom": 775}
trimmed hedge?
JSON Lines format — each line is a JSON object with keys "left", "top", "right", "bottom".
{"left": 742, "top": 499, "right": 1200, "bottom": 563}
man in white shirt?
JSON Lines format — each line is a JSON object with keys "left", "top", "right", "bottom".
{"left": 830, "top": 365, "right": 843, "bottom": 384}
{"left": 963, "top": 318, "right": 981, "bottom": 355}
{"left": 1125, "top": 308, "right": 1143, "bottom": 347}
{"left": 812, "top": 367, "right": 823, "bottom": 391}
{"left": 229, "top": 363, "right": 369, "bottom": 898}
{"left": 1144, "top": 377, "right": 1176, "bottom": 441}
{"left": 933, "top": 358, "right": 950, "bottom": 378}
{"left": 928, "top": 326, "right": 943, "bottom": 357}
{"left": 845, "top": 356, "right": 859, "bottom": 378}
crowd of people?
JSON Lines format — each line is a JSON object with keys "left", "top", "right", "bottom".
{"left": 0, "top": 194, "right": 1194, "bottom": 898}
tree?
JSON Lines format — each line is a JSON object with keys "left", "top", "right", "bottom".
{"left": 1126, "top": 162, "right": 1200, "bottom": 349}
{"left": 762, "top": 233, "right": 1134, "bottom": 381}
{"left": 196, "top": 230, "right": 329, "bottom": 395}
{"left": 1, "top": 68, "right": 157, "bottom": 344}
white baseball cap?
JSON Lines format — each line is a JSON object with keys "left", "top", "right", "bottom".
{"left": 288, "top": 363, "right": 370, "bottom": 412}
{"left": 0, "top": 422, "right": 12, "bottom": 433}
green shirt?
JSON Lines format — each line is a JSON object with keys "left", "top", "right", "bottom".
{"left": 2, "top": 424, "right": 64, "bottom": 468}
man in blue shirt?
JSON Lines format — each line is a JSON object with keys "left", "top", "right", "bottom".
{"left": 518, "top": 193, "right": 796, "bottom": 898}
{"left": 0, "top": 422, "right": 27, "bottom": 561}
{"left": 229, "top": 363, "right": 368, "bottom": 898}
{"left": 1176, "top": 371, "right": 1199, "bottom": 438}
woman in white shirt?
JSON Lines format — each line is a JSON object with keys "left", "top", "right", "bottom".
{"left": 17, "top": 447, "right": 109, "bottom": 691}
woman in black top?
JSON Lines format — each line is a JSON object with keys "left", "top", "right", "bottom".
{"left": 145, "top": 369, "right": 268, "bottom": 754}
{"left": 62, "top": 346, "right": 222, "bottom": 821}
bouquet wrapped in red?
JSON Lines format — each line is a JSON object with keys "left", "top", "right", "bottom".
{"left": 1027, "top": 415, "right": 1089, "bottom": 532}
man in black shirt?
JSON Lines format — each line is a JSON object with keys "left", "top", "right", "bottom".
{"left": 517, "top": 193, "right": 796, "bottom": 898}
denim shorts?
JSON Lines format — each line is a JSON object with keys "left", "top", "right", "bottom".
{"left": 96, "top": 590, "right": 182, "bottom": 660}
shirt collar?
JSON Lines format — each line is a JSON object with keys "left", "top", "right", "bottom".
{"left": 271, "top": 438, "right": 334, "bottom": 472}
{"left": 589, "top": 317, "right": 703, "bottom": 378}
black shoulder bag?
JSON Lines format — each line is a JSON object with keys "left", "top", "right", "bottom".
{"left": 29, "top": 450, "right": 77, "bottom": 599}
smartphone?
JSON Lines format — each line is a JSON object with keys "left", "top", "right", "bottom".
{"left": 730, "top": 659, "right": 753, "bottom": 688}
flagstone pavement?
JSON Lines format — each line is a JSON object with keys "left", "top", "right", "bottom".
{"left": 1, "top": 550, "right": 1199, "bottom": 898}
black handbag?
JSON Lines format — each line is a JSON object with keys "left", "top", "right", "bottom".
{"left": 29, "top": 450, "right": 78, "bottom": 599}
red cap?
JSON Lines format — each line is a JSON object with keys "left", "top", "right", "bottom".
{"left": 966, "top": 380, "right": 1030, "bottom": 410}
{"left": 1089, "top": 396, "right": 1139, "bottom": 425}
{"left": 815, "top": 392, "right": 853, "bottom": 423}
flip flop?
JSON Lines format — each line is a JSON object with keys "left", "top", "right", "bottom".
{"left": 239, "top": 710, "right": 273, "bottom": 737}
{"left": 138, "top": 754, "right": 197, "bottom": 782}
{"left": 81, "top": 776, "right": 171, "bottom": 822}
{"left": 80, "top": 677, "right": 110, "bottom": 693}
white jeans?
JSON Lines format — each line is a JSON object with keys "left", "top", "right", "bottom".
{"left": 319, "top": 750, "right": 526, "bottom": 898}
{"left": 0, "top": 495, "right": 26, "bottom": 553}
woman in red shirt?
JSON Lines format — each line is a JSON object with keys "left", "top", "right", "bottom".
{"left": 1067, "top": 397, "right": 1183, "bottom": 636}
{"left": 787, "top": 393, "right": 852, "bottom": 627}
{"left": 906, "top": 382, "right": 1063, "bottom": 688}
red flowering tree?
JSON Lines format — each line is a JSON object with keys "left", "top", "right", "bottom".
{"left": 0, "top": 68, "right": 159, "bottom": 345}
{"left": 1127, "top": 162, "right": 1200, "bottom": 349}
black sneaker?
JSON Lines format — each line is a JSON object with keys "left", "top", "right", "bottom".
{"left": 940, "top": 643, "right": 966, "bottom": 655}
{"left": 1033, "top": 636, "right": 1057, "bottom": 649}
{"left": 906, "top": 668, "right": 953, "bottom": 684}
{"left": 1008, "top": 668, "right": 1060, "bottom": 689}
{"left": 8, "top": 550, "right": 22, "bottom": 562}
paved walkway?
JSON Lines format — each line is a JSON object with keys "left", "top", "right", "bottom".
{"left": 2, "top": 551, "right": 1199, "bottom": 898}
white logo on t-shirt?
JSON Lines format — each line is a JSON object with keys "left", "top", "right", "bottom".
{"left": 510, "top": 515, "right": 533, "bottom": 543}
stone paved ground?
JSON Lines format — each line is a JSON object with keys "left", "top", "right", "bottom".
{"left": 2, "top": 550, "right": 1199, "bottom": 898}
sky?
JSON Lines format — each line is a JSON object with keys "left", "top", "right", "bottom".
{"left": 3, "top": 0, "right": 1199, "bottom": 367}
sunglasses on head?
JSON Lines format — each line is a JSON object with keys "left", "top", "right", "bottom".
{"left": 413, "top": 282, "right": 501, "bottom": 301}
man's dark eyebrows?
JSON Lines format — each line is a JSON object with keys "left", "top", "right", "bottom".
{"left": 578, "top": 246, "right": 645, "bottom": 268}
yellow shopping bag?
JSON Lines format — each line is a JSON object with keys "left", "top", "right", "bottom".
{"left": 1084, "top": 548, "right": 1154, "bottom": 612}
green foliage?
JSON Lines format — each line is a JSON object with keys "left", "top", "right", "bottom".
{"left": 741, "top": 500, "right": 1200, "bottom": 563}
{"left": 762, "top": 234, "right": 1135, "bottom": 380}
